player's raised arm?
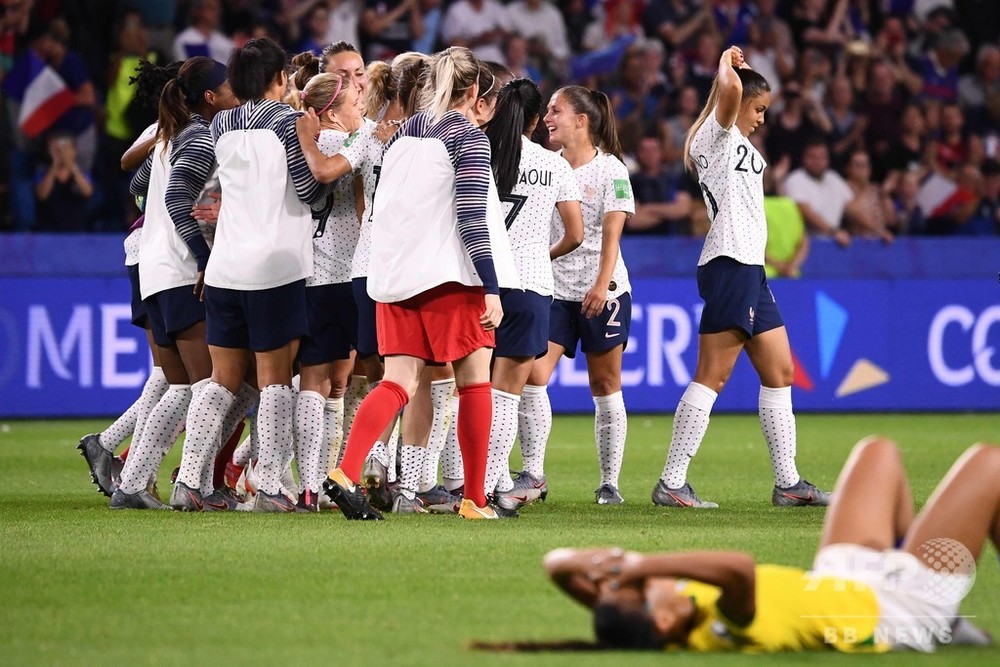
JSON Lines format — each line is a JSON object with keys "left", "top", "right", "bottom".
{"left": 715, "top": 46, "right": 746, "bottom": 130}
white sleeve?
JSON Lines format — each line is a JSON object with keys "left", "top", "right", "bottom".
{"left": 555, "top": 157, "right": 580, "bottom": 203}
{"left": 130, "top": 123, "right": 159, "bottom": 150}
{"left": 602, "top": 158, "right": 636, "bottom": 216}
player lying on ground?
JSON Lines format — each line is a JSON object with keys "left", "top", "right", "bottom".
{"left": 539, "top": 436, "right": 996, "bottom": 652}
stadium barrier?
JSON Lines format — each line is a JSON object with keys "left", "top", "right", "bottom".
{"left": 2, "top": 274, "right": 997, "bottom": 417}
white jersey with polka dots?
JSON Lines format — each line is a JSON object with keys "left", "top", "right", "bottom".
{"left": 551, "top": 150, "right": 634, "bottom": 302}
{"left": 692, "top": 112, "right": 768, "bottom": 267}
{"left": 124, "top": 227, "right": 142, "bottom": 267}
{"left": 503, "top": 137, "right": 580, "bottom": 297}
{"left": 337, "top": 118, "right": 382, "bottom": 280}
{"left": 308, "top": 128, "right": 361, "bottom": 286}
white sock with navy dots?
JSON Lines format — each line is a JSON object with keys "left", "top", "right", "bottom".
{"left": 759, "top": 385, "right": 801, "bottom": 488}
{"left": 101, "top": 366, "right": 169, "bottom": 451}
{"left": 419, "top": 378, "right": 455, "bottom": 492}
{"left": 255, "top": 384, "right": 295, "bottom": 496}
{"left": 386, "top": 418, "right": 401, "bottom": 483}
{"left": 293, "top": 390, "right": 326, "bottom": 494}
{"left": 661, "top": 382, "right": 717, "bottom": 488}
{"left": 320, "top": 397, "right": 344, "bottom": 478}
{"left": 441, "top": 395, "right": 464, "bottom": 491}
{"left": 118, "top": 384, "right": 191, "bottom": 494}
{"left": 517, "top": 384, "right": 551, "bottom": 479}
{"left": 594, "top": 391, "right": 627, "bottom": 487}
{"left": 485, "top": 389, "right": 520, "bottom": 496}
{"left": 176, "top": 380, "right": 233, "bottom": 492}
{"left": 198, "top": 382, "right": 256, "bottom": 494}
{"left": 343, "top": 375, "right": 369, "bottom": 447}
{"left": 398, "top": 444, "right": 423, "bottom": 498}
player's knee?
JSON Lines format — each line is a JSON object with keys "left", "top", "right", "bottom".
{"left": 853, "top": 435, "right": 901, "bottom": 462}
{"left": 589, "top": 377, "right": 620, "bottom": 396}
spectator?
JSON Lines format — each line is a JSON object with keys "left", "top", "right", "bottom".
{"left": 959, "top": 43, "right": 1000, "bottom": 112}
{"left": 641, "top": 0, "right": 710, "bottom": 58}
{"left": 758, "top": 136, "right": 808, "bottom": 279}
{"left": 125, "top": 0, "right": 178, "bottom": 57}
{"left": 913, "top": 28, "right": 969, "bottom": 104}
{"left": 712, "top": 0, "right": 755, "bottom": 48}
{"left": 582, "top": 0, "right": 644, "bottom": 52}
{"left": 930, "top": 102, "right": 980, "bottom": 177}
{"left": 926, "top": 164, "right": 989, "bottom": 235}
{"left": 743, "top": 13, "right": 796, "bottom": 99}
{"left": 32, "top": 19, "right": 98, "bottom": 174}
{"left": 559, "top": 0, "right": 592, "bottom": 56}
{"left": 322, "top": 0, "right": 362, "bottom": 47}
{"left": 789, "top": 0, "right": 850, "bottom": 54}
{"left": 412, "top": 0, "right": 442, "bottom": 54}
{"left": 826, "top": 75, "right": 867, "bottom": 172}
{"left": 764, "top": 82, "right": 831, "bottom": 171}
{"left": 608, "top": 45, "right": 665, "bottom": 143}
{"left": 975, "top": 159, "right": 1000, "bottom": 235}
{"left": 967, "top": 89, "right": 1000, "bottom": 162}
{"left": 660, "top": 84, "right": 699, "bottom": 169}
{"left": 626, "top": 134, "right": 691, "bottom": 235}
{"left": 297, "top": 2, "right": 333, "bottom": 54}
{"left": 172, "top": 0, "right": 234, "bottom": 62}
{"left": 782, "top": 138, "right": 854, "bottom": 246}
{"left": 797, "top": 46, "right": 834, "bottom": 101}
{"left": 361, "top": 0, "right": 425, "bottom": 62}
{"left": 506, "top": 0, "right": 570, "bottom": 72}
{"left": 887, "top": 168, "right": 927, "bottom": 234}
{"left": 504, "top": 34, "right": 541, "bottom": 84}
{"left": 880, "top": 103, "right": 928, "bottom": 183}
{"left": 441, "top": 0, "right": 511, "bottom": 65}
{"left": 862, "top": 59, "right": 909, "bottom": 172}
{"left": 685, "top": 32, "right": 723, "bottom": 103}
{"left": 842, "top": 149, "right": 896, "bottom": 242}
{"left": 34, "top": 133, "right": 93, "bottom": 231}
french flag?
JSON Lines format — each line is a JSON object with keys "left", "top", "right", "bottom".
{"left": 1, "top": 51, "right": 76, "bottom": 139}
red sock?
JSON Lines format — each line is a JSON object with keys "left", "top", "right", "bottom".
{"left": 339, "top": 380, "right": 409, "bottom": 483}
{"left": 457, "top": 382, "right": 492, "bottom": 507}
{"left": 212, "top": 420, "right": 246, "bottom": 490}
{"left": 119, "top": 445, "right": 130, "bottom": 461}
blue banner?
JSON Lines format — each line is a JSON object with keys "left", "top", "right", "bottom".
{"left": 0, "top": 277, "right": 997, "bottom": 417}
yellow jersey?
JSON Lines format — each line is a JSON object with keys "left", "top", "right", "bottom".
{"left": 676, "top": 564, "right": 890, "bottom": 653}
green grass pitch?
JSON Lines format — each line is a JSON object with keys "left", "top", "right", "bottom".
{"left": 0, "top": 413, "right": 997, "bottom": 666}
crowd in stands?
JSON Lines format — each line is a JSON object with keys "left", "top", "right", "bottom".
{"left": 1, "top": 0, "right": 998, "bottom": 251}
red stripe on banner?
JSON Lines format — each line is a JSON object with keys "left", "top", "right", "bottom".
{"left": 21, "top": 88, "right": 76, "bottom": 138}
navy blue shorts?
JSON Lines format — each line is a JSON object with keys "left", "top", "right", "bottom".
{"left": 144, "top": 284, "right": 205, "bottom": 347}
{"left": 495, "top": 289, "right": 551, "bottom": 358}
{"left": 205, "top": 279, "right": 308, "bottom": 352}
{"left": 697, "top": 256, "right": 784, "bottom": 338}
{"left": 299, "top": 282, "right": 358, "bottom": 365}
{"left": 126, "top": 264, "right": 147, "bottom": 328}
{"left": 549, "top": 292, "right": 631, "bottom": 359}
{"left": 352, "top": 277, "right": 379, "bottom": 359}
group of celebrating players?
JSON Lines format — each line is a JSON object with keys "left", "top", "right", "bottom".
{"left": 77, "top": 35, "right": 829, "bottom": 520}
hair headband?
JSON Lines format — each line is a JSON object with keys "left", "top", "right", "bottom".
{"left": 478, "top": 71, "right": 496, "bottom": 100}
{"left": 315, "top": 76, "right": 344, "bottom": 117}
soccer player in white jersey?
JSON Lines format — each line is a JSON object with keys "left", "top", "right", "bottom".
{"left": 522, "top": 85, "right": 635, "bottom": 505}
{"left": 111, "top": 57, "right": 242, "bottom": 510}
{"left": 287, "top": 61, "right": 365, "bottom": 511}
{"left": 188, "top": 38, "right": 329, "bottom": 513}
{"left": 652, "top": 46, "right": 830, "bottom": 509}
{"left": 324, "top": 46, "right": 518, "bottom": 521}
{"left": 77, "top": 61, "right": 183, "bottom": 497}
{"left": 480, "top": 78, "right": 584, "bottom": 512}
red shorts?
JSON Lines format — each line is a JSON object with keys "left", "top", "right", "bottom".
{"left": 376, "top": 282, "right": 495, "bottom": 363}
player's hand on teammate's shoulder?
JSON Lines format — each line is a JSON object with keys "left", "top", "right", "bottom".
{"left": 296, "top": 109, "right": 321, "bottom": 140}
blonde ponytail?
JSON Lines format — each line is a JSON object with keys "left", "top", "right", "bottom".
{"left": 419, "top": 47, "right": 479, "bottom": 123}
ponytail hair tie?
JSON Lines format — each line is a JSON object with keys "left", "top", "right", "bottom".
{"left": 299, "top": 90, "right": 307, "bottom": 101}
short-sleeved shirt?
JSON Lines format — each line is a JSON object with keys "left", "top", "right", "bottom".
{"left": 551, "top": 150, "right": 634, "bottom": 301}
{"left": 503, "top": 137, "right": 580, "bottom": 296}
{"left": 783, "top": 167, "right": 855, "bottom": 232}
{"left": 691, "top": 112, "right": 768, "bottom": 267}
{"left": 338, "top": 119, "right": 383, "bottom": 279}
{"left": 309, "top": 129, "right": 361, "bottom": 286}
